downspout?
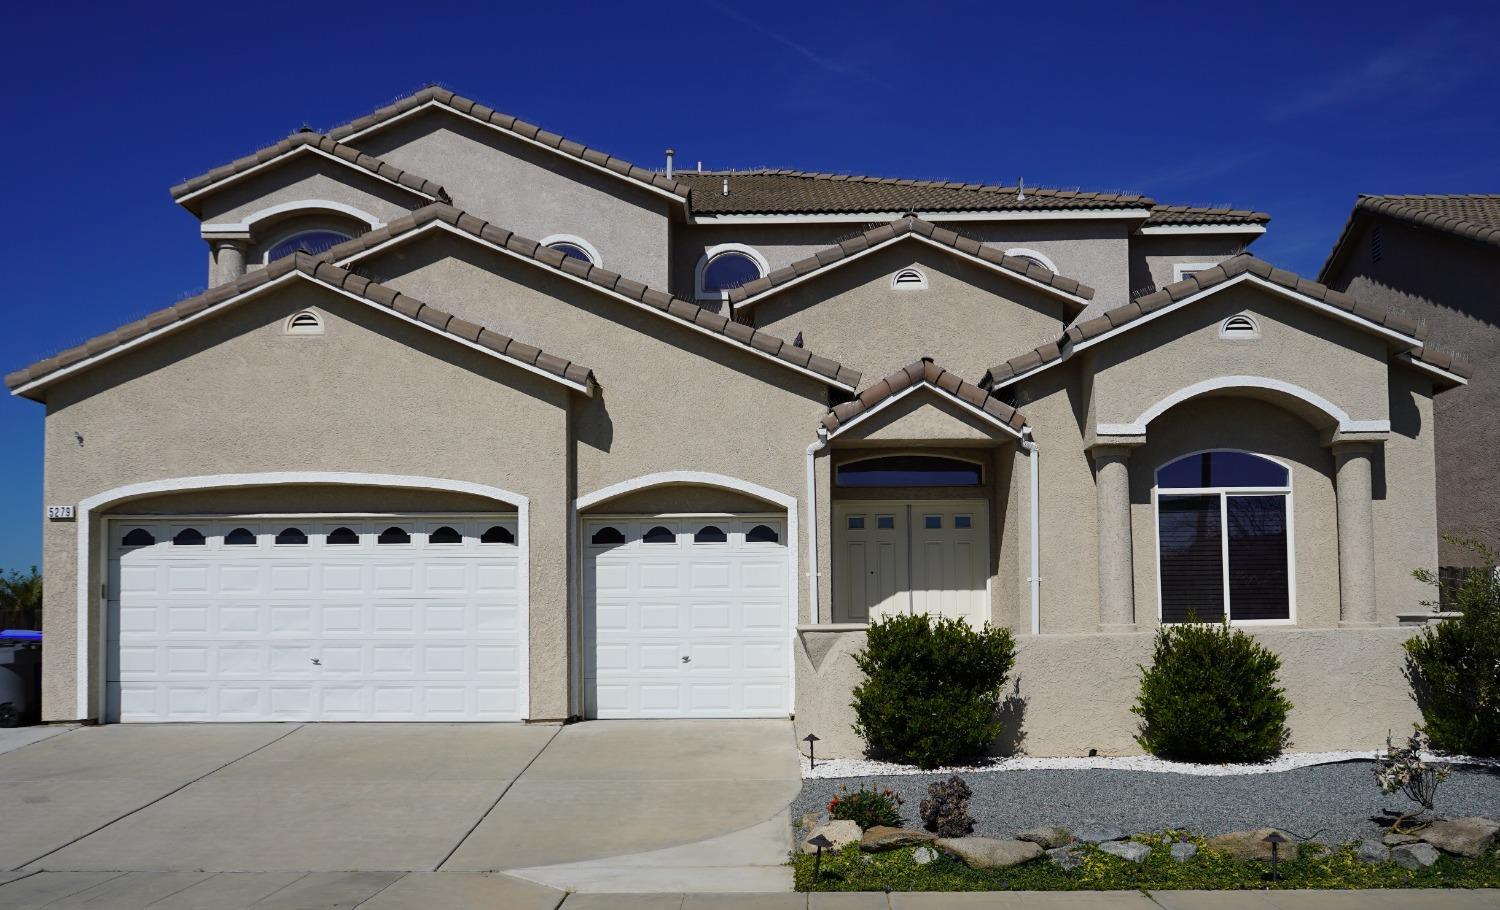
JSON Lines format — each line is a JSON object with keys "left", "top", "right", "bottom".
{"left": 1021, "top": 429, "right": 1041, "bottom": 635}
{"left": 805, "top": 427, "right": 829, "bottom": 624}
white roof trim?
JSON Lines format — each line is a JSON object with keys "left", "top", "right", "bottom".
{"left": 10, "top": 271, "right": 592, "bottom": 399}
{"left": 201, "top": 199, "right": 385, "bottom": 234}
{"left": 1138, "top": 223, "right": 1267, "bottom": 235}
{"left": 1096, "top": 375, "right": 1390, "bottom": 437}
{"left": 174, "top": 144, "right": 441, "bottom": 207}
{"left": 734, "top": 232, "right": 1091, "bottom": 312}
{"left": 336, "top": 99, "right": 687, "bottom": 204}
{"left": 333, "top": 221, "right": 857, "bottom": 392}
{"left": 1398, "top": 351, "right": 1469, "bottom": 386}
{"left": 691, "top": 208, "right": 1154, "bottom": 225}
{"left": 826, "top": 381, "right": 1025, "bottom": 441}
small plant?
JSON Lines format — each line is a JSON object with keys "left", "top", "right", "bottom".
{"left": 827, "top": 784, "right": 904, "bottom": 830}
{"left": 919, "top": 775, "right": 974, "bottom": 837}
{"left": 851, "top": 613, "right": 1017, "bottom": 769}
{"left": 1407, "top": 538, "right": 1500, "bottom": 757}
{"left": 1133, "top": 619, "right": 1292, "bottom": 763}
{"left": 1375, "top": 726, "right": 1451, "bottom": 832}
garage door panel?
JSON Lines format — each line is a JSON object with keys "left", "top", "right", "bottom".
{"left": 107, "top": 515, "right": 523, "bottom": 722}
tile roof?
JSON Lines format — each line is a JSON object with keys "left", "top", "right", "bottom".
{"left": 1144, "top": 205, "right": 1271, "bottom": 227}
{"left": 171, "top": 132, "right": 449, "bottom": 206}
{"left": 5, "top": 254, "right": 595, "bottom": 397}
{"left": 984, "top": 253, "right": 1426, "bottom": 387}
{"left": 326, "top": 86, "right": 692, "bottom": 199}
{"left": 726, "top": 215, "right": 1095, "bottom": 308}
{"left": 322, "top": 203, "right": 862, "bottom": 389}
{"left": 1405, "top": 341, "right": 1474, "bottom": 380}
{"left": 1320, "top": 194, "right": 1500, "bottom": 280}
{"left": 822, "top": 358, "right": 1028, "bottom": 436}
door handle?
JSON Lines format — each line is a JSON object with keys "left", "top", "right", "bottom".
{"left": 681, "top": 655, "right": 691, "bottom": 664}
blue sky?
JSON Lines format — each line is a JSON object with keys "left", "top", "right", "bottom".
{"left": 1, "top": 0, "right": 1497, "bottom": 571}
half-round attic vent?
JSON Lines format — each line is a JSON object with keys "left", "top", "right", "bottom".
{"left": 285, "top": 310, "right": 324, "bottom": 335}
{"left": 891, "top": 267, "right": 928, "bottom": 290}
{"left": 1219, "top": 314, "right": 1260, "bottom": 339}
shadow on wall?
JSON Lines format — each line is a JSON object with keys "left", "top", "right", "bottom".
{"left": 992, "top": 678, "right": 1027, "bottom": 756}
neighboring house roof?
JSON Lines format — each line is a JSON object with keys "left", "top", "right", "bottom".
{"left": 325, "top": 86, "right": 692, "bottom": 201}
{"left": 726, "top": 215, "right": 1095, "bottom": 311}
{"left": 1320, "top": 194, "right": 1500, "bottom": 281}
{"left": 170, "top": 132, "right": 450, "bottom": 211}
{"left": 323, "top": 203, "right": 863, "bottom": 390}
{"left": 5, "top": 254, "right": 596, "bottom": 400}
{"left": 822, "top": 357, "right": 1028, "bottom": 438}
{"left": 1144, "top": 205, "right": 1271, "bottom": 228}
{"left": 984, "top": 254, "right": 1427, "bottom": 389}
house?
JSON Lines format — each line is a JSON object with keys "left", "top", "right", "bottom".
{"left": 1319, "top": 195, "right": 1492, "bottom": 571}
{"left": 6, "top": 87, "right": 1471, "bottom": 756}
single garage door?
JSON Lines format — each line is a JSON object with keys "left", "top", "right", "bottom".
{"left": 106, "top": 516, "right": 523, "bottom": 722}
{"left": 583, "top": 516, "right": 790, "bottom": 718}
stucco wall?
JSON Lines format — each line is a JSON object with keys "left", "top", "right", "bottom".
{"left": 351, "top": 108, "right": 674, "bottom": 289}
{"left": 794, "top": 625, "right": 1424, "bottom": 758}
{"left": 195, "top": 155, "right": 427, "bottom": 228}
{"left": 1128, "top": 234, "right": 1253, "bottom": 299}
{"left": 38, "top": 281, "right": 573, "bottom": 721}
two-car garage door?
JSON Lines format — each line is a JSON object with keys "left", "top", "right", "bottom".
{"left": 107, "top": 516, "right": 523, "bottom": 722}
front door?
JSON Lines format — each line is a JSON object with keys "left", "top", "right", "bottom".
{"left": 834, "top": 501, "right": 989, "bottom": 626}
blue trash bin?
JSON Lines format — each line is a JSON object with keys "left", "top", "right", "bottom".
{"left": 0, "top": 630, "right": 42, "bottom": 727}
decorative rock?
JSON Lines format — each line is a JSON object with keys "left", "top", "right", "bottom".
{"left": 1205, "top": 828, "right": 1300, "bottom": 863}
{"left": 1383, "top": 833, "right": 1420, "bottom": 846}
{"left": 1418, "top": 817, "right": 1500, "bottom": 859}
{"left": 1046, "top": 845, "right": 1085, "bottom": 871}
{"left": 1015, "top": 825, "right": 1073, "bottom": 849}
{"left": 1356, "top": 840, "right": 1390, "bottom": 864}
{"left": 1074, "top": 827, "right": 1126, "bottom": 844}
{"left": 1098, "top": 840, "right": 1151, "bottom": 864}
{"left": 913, "top": 846, "right": 936, "bottom": 865}
{"left": 800, "top": 819, "right": 862, "bottom": 854}
{"left": 798, "top": 810, "right": 828, "bottom": 833}
{"left": 860, "top": 826, "right": 937, "bottom": 852}
{"left": 1391, "top": 842, "right": 1441, "bottom": 870}
{"left": 1170, "top": 842, "right": 1199, "bottom": 863}
{"left": 936, "top": 837, "right": 1044, "bottom": 870}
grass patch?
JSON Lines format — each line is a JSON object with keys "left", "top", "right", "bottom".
{"left": 792, "top": 833, "right": 1500, "bottom": 892}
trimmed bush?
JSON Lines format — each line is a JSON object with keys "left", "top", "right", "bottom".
{"left": 1133, "top": 620, "right": 1291, "bottom": 762}
{"left": 1407, "top": 539, "right": 1500, "bottom": 756}
{"left": 827, "top": 784, "right": 904, "bottom": 830}
{"left": 851, "top": 613, "right": 1016, "bottom": 769}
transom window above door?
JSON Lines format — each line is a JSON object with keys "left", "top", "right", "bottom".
{"left": 836, "top": 455, "right": 983, "bottom": 487}
{"left": 1155, "top": 450, "right": 1292, "bottom": 624}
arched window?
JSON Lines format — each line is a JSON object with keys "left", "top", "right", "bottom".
{"left": 746, "top": 524, "right": 780, "bottom": 544}
{"left": 693, "top": 525, "right": 727, "bottom": 543}
{"left": 1155, "top": 451, "right": 1292, "bottom": 624}
{"left": 121, "top": 528, "right": 155, "bottom": 547}
{"left": 891, "top": 268, "right": 928, "bottom": 290}
{"left": 481, "top": 525, "right": 515, "bottom": 545}
{"left": 1004, "top": 248, "right": 1058, "bottom": 273}
{"left": 836, "top": 455, "right": 983, "bottom": 487}
{"left": 378, "top": 526, "right": 411, "bottom": 545}
{"left": 590, "top": 526, "right": 625, "bottom": 546}
{"left": 266, "top": 230, "right": 351, "bottom": 262}
{"left": 172, "top": 528, "right": 206, "bottom": 546}
{"left": 275, "top": 527, "right": 308, "bottom": 545}
{"left": 1219, "top": 314, "right": 1260, "bottom": 340}
{"left": 225, "top": 527, "right": 256, "bottom": 546}
{"left": 642, "top": 525, "right": 676, "bottom": 544}
{"left": 326, "top": 527, "right": 359, "bottom": 545}
{"left": 428, "top": 526, "right": 463, "bottom": 544}
{"left": 284, "top": 311, "right": 324, "bottom": 336}
{"left": 695, "top": 245, "right": 767, "bottom": 307}
{"left": 541, "top": 235, "right": 600, "bottom": 266}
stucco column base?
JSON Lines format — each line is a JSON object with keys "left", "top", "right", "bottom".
{"left": 1338, "top": 620, "right": 1380, "bottom": 629}
{"left": 1097, "top": 623, "right": 1140, "bottom": 634}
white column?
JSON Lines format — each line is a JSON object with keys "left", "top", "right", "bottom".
{"left": 1333, "top": 441, "right": 1379, "bottom": 626}
{"left": 1093, "top": 444, "right": 1136, "bottom": 630}
{"left": 210, "top": 240, "right": 247, "bottom": 286}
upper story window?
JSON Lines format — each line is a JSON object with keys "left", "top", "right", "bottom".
{"left": 1173, "top": 263, "right": 1216, "bottom": 284}
{"left": 266, "top": 230, "right": 352, "bottom": 262}
{"left": 1004, "top": 248, "right": 1059, "bottom": 273}
{"left": 837, "top": 455, "right": 984, "bottom": 487}
{"left": 541, "top": 235, "right": 601, "bottom": 267}
{"left": 1155, "top": 450, "right": 1292, "bottom": 625}
{"left": 695, "top": 244, "right": 768, "bottom": 308}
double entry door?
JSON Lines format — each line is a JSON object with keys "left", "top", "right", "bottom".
{"left": 833, "top": 500, "right": 989, "bottom": 626}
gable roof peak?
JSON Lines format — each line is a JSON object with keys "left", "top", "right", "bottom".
{"left": 822, "top": 356, "right": 1028, "bottom": 438}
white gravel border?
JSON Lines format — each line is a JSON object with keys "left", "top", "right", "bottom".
{"left": 804, "top": 751, "right": 1500, "bottom": 780}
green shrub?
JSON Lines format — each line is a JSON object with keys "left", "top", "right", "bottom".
{"left": 1133, "top": 620, "right": 1291, "bottom": 762}
{"left": 827, "top": 784, "right": 904, "bottom": 830}
{"left": 1407, "top": 538, "right": 1500, "bottom": 756}
{"left": 851, "top": 613, "right": 1016, "bottom": 769}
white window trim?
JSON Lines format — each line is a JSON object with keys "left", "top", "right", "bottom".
{"left": 260, "top": 226, "right": 355, "bottom": 264}
{"left": 835, "top": 451, "right": 988, "bottom": 487}
{"left": 1173, "top": 262, "right": 1219, "bottom": 283}
{"left": 540, "top": 234, "right": 602, "bottom": 268}
{"left": 1219, "top": 314, "right": 1260, "bottom": 340}
{"left": 1004, "top": 248, "right": 1059, "bottom": 273}
{"left": 1151, "top": 449, "right": 1297, "bottom": 627}
{"left": 201, "top": 199, "right": 384, "bottom": 235}
{"left": 695, "top": 243, "right": 769, "bottom": 303}
{"left": 890, "top": 267, "right": 928, "bottom": 290}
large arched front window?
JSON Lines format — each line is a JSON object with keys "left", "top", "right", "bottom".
{"left": 1154, "top": 450, "right": 1292, "bottom": 624}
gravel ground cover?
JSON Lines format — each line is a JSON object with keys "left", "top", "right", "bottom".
{"left": 794, "top": 760, "right": 1500, "bottom": 842}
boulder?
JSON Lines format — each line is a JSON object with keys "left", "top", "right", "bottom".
{"left": 1170, "top": 842, "right": 1199, "bottom": 863}
{"left": 1418, "top": 817, "right": 1500, "bottom": 859}
{"left": 913, "top": 846, "right": 937, "bottom": 865}
{"left": 800, "top": 819, "right": 862, "bottom": 854}
{"left": 1205, "top": 828, "right": 1300, "bottom": 863}
{"left": 798, "top": 810, "right": 828, "bottom": 833}
{"left": 1391, "top": 842, "right": 1441, "bottom": 870}
{"left": 936, "top": 837, "right": 1044, "bottom": 870}
{"left": 1073, "top": 826, "right": 1126, "bottom": 844}
{"left": 1014, "top": 825, "right": 1072, "bottom": 849}
{"left": 1383, "top": 833, "right": 1420, "bottom": 846}
{"left": 860, "top": 826, "right": 936, "bottom": 852}
{"left": 1356, "top": 840, "right": 1390, "bottom": 864}
{"left": 1047, "top": 845, "right": 1085, "bottom": 871}
{"left": 1099, "top": 840, "right": 1151, "bottom": 864}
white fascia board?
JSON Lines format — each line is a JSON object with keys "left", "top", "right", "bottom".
{"left": 1397, "top": 352, "right": 1469, "bottom": 386}
{"left": 336, "top": 100, "right": 687, "bottom": 206}
{"left": 825, "top": 381, "right": 1025, "bottom": 441}
{"left": 692, "top": 208, "right": 1154, "bottom": 224}
{"left": 174, "top": 145, "right": 440, "bottom": 207}
{"left": 1137, "top": 224, "right": 1267, "bottom": 235}
{"left": 10, "top": 271, "right": 592, "bottom": 399}
{"left": 735, "top": 233, "right": 1091, "bottom": 312}
{"left": 334, "top": 221, "right": 857, "bottom": 392}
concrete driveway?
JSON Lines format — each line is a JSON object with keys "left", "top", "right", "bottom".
{"left": 0, "top": 719, "right": 800, "bottom": 899}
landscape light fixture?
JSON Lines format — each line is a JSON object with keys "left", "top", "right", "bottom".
{"left": 803, "top": 733, "right": 820, "bottom": 770}
{"left": 808, "top": 833, "right": 833, "bottom": 880}
{"left": 1263, "top": 831, "right": 1289, "bottom": 882}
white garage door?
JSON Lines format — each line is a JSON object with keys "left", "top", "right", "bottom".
{"left": 106, "top": 516, "right": 524, "bottom": 722}
{"left": 583, "top": 516, "right": 790, "bottom": 718}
